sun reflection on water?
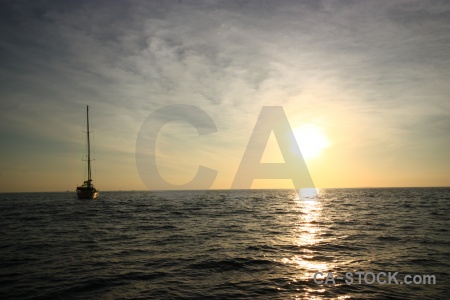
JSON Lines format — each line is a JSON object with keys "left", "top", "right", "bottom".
{"left": 295, "top": 188, "right": 318, "bottom": 201}
{"left": 283, "top": 189, "right": 335, "bottom": 281}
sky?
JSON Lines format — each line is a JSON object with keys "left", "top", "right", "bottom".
{"left": 0, "top": 0, "right": 449, "bottom": 192}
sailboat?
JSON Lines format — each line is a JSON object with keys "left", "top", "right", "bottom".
{"left": 76, "top": 105, "right": 99, "bottom": 199}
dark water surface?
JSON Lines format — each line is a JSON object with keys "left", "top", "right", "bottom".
{"left": 1, "top": 188, "right": 449, "bottom": 299}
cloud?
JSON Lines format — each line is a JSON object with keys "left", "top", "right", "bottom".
{"left": 0, "top": 0, "right": 449, "bottom": 190}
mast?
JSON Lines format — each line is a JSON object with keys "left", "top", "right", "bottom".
{"left": 86, "top": 105, "right": 92, "bottom": 183}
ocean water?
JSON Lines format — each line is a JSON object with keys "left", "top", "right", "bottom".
{"left": 1, "top": 188, "right": 449, "bottom": 299}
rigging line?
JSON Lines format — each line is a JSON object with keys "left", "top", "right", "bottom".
{"left": 92, "top": 128, "right": 97, "bottom": 186}
{"left": 90, "top": 110, "right": 97, "bottom": 186}
{"left": 80, "top": 115, "right": 86, "bottom": 183}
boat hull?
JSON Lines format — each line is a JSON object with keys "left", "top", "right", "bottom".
{"left": 76, "top": 189, "right": 99, "bottom": 199}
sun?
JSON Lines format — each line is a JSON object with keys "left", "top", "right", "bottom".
{"left": 293, "top": 124, "right": 330, "bottom": 160}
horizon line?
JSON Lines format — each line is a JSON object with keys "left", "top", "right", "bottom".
{"left": 1, "top": 186, "right": 449, "bottom": 194}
